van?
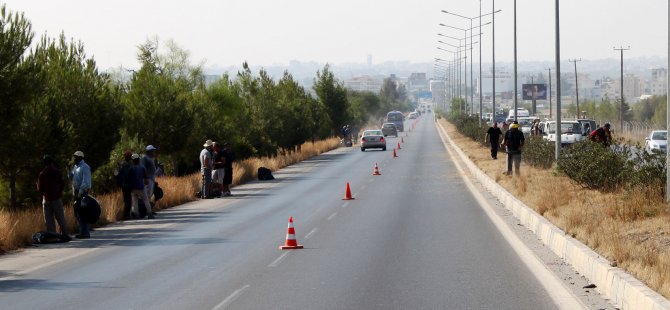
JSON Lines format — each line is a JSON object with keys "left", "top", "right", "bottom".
{"left": 543, "top": 121, "right": 584, "bottom": 145}
{"left": 386, "top": 111, "right": 405, "bottom": 132}
{"left": 507, "top": 108, "right": 530, "bottom": 120}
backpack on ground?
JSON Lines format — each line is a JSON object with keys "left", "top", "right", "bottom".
{"left": 75, "top": 196, "right": 102, "bottom": 224}
{"left": 153, "top": 182, "right": 164, "bottom": 201}
{"left": 258, "top": 167, "right": 275, "bottom": 180}
{"left": 32, "top": 231, "right": 70, "bottom": 244}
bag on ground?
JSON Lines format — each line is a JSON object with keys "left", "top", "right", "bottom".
{"left": 76, "top": 196, "right": 102, "bottom": 224}
{"left": 32, "top": 231, "right": 70, "bottom": 244}
{"left": 258, "top": 167, "right": 275, "bottom": 180}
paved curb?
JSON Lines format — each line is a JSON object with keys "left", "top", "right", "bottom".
{"left": 437, "top": 121, "right": 670, "bottom": 310}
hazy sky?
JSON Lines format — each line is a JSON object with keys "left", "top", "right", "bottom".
{"left": 4, "top": 0, "right": 667, "bottom": 69}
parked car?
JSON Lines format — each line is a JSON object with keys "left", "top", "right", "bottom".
{"left": 576, "top": 119, "right": 597, "bottom": 136}
{"left": 543, "top": 121, "right": 584, "bottom": 145}
{"left": 360, "top": 130, "right": 386, "bottom": 151}
{"left": 408, "top": 112, "right": 419, "bottom": 119}
{"left": 645, "top": 130, "right": 667, "bottom": 153}
{"left": 381, "top": 123, "right": 398, "bottom": 137}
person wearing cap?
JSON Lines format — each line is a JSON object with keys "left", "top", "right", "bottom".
{"left": 221, "top": 142, "right": 234, "bottom": 196}
{"left": 200, "top": 140, "right": 215, "bottom": 199}
{"left": 502, "top": 122, "right": 525, "bottom": 176}
{"left": 70, "top": 151, "right": 92, "bottom": 238}
{"left": 589, "top": 123, "right": 612, "bottom": 147}
{"left": 116, "top": 150, "right": 134, "bottom": 220}
{"left": 37, "top": 155, "right": 69, "bottom": 238}
{"left": 129, "top": 153, "right": 153, "bottom": 219}
{"left": 142, "top": 145, "right": 158, "bottom": 209}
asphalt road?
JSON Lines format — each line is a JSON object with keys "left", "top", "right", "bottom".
{"left": 1, "top": 115, "right": 566, "bottom": 309}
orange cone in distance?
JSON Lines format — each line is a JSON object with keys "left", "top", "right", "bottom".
{"left": 373, "top": 162, "right": 381, "bottom": 176}
{"left": 393, "top": 148, "right": 398, "bottom": 158}
{"left": 280, "top": 216, "right": 303, "bottom": 250}
{"left": 397, "top": 142, "right": 401, "bottom": 150}
{"left": 342, "top": 182, "right": 355, "bottom": 200}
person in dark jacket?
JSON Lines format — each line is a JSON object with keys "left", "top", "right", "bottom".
{"left": 129, "top": 154, "right": 153, "bottom": 219}
{"left": 485, "top": 122, "right": 503, "bottom": 159}
{"left": 37, "top": 155, "right": 69, "bottom": 237}
{"left": 221, "top": 142, "right": 234, "bottom": 196}
{"left": 117, "top": 150, "right": 134, "bottom": 220}
{"left": 502, "top": 123, "right": 525, "bottom": 176}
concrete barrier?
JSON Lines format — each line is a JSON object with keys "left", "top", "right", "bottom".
{"left": 437, "top": 122, "right": 670, "bottom": 310}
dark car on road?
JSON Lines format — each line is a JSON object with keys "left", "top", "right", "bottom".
{"left": 381, "top": 123, "right": 398, "bottom": 137}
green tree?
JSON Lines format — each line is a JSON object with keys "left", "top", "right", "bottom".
{"left": 314, "top": 64, "right": 348, "bottom": 132}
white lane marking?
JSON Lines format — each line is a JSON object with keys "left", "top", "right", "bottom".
{"left": 327, "top": 212, "right": 337, "bottom": 220}
{"left": 1, "top": 247, "right": 101, "bottom": 280}
{"left": 368, "top": 178, "right": 374, "bottom": 183}
{"left": 436, "top": 124, "right": 587, "bottom": 310}
{"left": 304, "top": 228, "right": 318, "bottom": 239}
{"left": 342, "top": 202, "right": 350, "bottom": 208}
{"left": 268, "top": 251, "right": 291, "bottom": 268}
{"left": 212, "top": 284, "right": 251, "bottom": 310}
{"left": 360, "top": 184, "right": 368, "bottom": 190}
{"left": 353, "top": 191, "right": 360, "bottom": 197}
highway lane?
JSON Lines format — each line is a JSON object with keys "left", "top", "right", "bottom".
{"left": 1, "top": 115, "right": 564, "bottom": 309}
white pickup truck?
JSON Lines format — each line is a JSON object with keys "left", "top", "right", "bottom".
{"left": 542, "top": 121, "right": 585, "bottom": 145}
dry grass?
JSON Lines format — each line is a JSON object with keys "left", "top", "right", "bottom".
{"left": 440, "top": 119, "right": 670, "bottom": 299}
{"left": 0, "top": 137, "right": 341, "bottom": 254}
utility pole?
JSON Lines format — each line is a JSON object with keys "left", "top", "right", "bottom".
{"left": 568, "top": 58, "right": 581, "bottom": 119}
{"left": 547, "top": 67, "right": 553, "bottom": 119}
{"left": 554, "top": 0, "right": 562, "bottom": 160}
{"left": 513, "top": 0, "right": 518, "bottom": 121}
{"left": 614, "top": 46, "right": 630, "bottom": 132}
{"left": 492, "top": 0, "right": 496, "bottom": 117}
{"left": 479, "top": 0, "right": 483, "bottom": 125}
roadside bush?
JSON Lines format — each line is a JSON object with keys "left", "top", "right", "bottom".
{"left": 557, "top": 140, "right": 631, "bottom": 191}
{"left": 523, "top": 136, "right": 555, "bottom": 169}
{"left": 448, "top": 115, "right": 487, "bottom": 145}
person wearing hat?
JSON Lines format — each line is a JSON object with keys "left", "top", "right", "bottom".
{"left": 116, "top": 150, "right": 134, "bottom": 220}
{"left": 142, "top": 145, "right": 158, "bottom": 209}
{"left": 502, "top": 122, "right": 525, "bottom": 176}
{"left": 37, "top": 155, "right": 69, "bottom": 238}
{"left": 589, "top": 123, "right": 612, "bottom": 147}
{"left": 129, "top": 153, "right": 153, "bottom": 219}
{"left": 200, "top": 139, "right": 215, "bottom": 199}
{"left": 70, "top": 150, "right": 92, "bottom": 238}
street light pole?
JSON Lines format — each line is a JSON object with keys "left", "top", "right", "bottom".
{"left": 547, "top": 67, "right": 553, "bottom": 119}
{"left": 479, "top": 0, "right": 483, "bottom": 125}
{"left": 568, "top": 58, "right": 581, "bottom": 119}
{"left": 513, "top": 0, "right": 518, "bottom": 121}
{"left": 492, "top": 0, "right": 496, "bottom": 118}
{"left": 554, "top": 0, "right": 562, "bottom": 160}
{"left": 614, "top": 46, "right": 630, "bottom": 132}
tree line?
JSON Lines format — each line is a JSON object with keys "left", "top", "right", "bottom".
{"left": 0, "top": 5, "right": 412, "bottom": 210}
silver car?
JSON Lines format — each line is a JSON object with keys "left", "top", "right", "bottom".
{"left": 645, "top": 130, "right": 667, "bottom": 153}
{"left": 360, "top": 129, "right": 387, "bottom": 152}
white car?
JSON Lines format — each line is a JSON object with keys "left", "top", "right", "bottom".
{"left": 645, "top": 130, "right": 667, "bottom": 153}
{"left": 543, "top": 121, "right": 584, "bottom": 145}
{"left": 408, "top": 112, "right": 419, "bottom": 119}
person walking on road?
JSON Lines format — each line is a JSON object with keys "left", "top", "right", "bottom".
{"left": 130, "top": 153, "right": 153, "bottom": 219}
{"left": 485, "top": 122, "right": 503, "bottom": 159}
{"left": 502, "top": 123, "right": 525, "bottom": 176}
{"left": 589, "top": 123, "right": 612, "bottom": 147}
{"left": 142, "top": 145, "right": 157, "bottom": 211}
{"left": 37, "top": 155, "right": 69, "bottom": 238}
{"left": 70, "top": 151, "right": 92, "bottom": 238}
{"left": 117, "top": 150, "right": 134, "bottom": 220}
{"left": 221, "top": 142, "right": 234, "bottom": 197}
{"left": 200, "top": 140, "right": 215, "bottom": 199}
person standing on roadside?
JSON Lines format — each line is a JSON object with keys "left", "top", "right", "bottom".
{"left": 589, "top": 123, "right": 612, "bottom": 147}
{"left": 117, "top": 150, "right": 134, "bottom": 220}
{"left": 142, "top": 145, "right": 157, "bottom": 211}
{"left": 211, "top": 142, "right": 225, "bottom": 198}
{"left": 502, "top": 123, "right": 525, "bottom": 176}
{"left": 200, "top": 140, "right": 214, "bottom": 199}
{"left": 37, "top": 155, "right": 69, "bottom": 238}
{"left": 221, "top": 142, "right": 234, "bottom": 197}
{"left": 130, "top": 153, "right": 153, "bottom": 219}
{"left": 70, "top": 151, "right": 92, "bottom": 238}
{"left": 485, "top": 122, "right": 503, "bottom": 160}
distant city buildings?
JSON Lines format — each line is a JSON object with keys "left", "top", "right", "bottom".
{"left": 648, "top": 68, "right": 667, "bottom": 96}
{"left": 343, "top": 75, "right": 383, "bottom": 93}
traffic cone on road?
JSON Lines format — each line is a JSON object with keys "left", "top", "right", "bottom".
{"left": 393, "top": 148, "right": 398, "bottom": 158}
{"left": 397, "top": 142, "right": 401, "bottom": 150}
{"left": 342, "top": 182, "right": 355, "bottom": 200}
{"left": 373, "top": 162, "right": 381, "bottom": 176}
{"left": 280, "top": 216, "right": 303, "bottom": 250}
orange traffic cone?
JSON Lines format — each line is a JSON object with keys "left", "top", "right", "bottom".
{"left": 342, "top": 182, "right": 355, "bottom": 200}
{"left": 393, "top": 148, "right": 398, "bottom": 158}
{"left": 397, "top": 142, "right": 401, "bottom": 150}
{"left": 373, "top": 162, "right": 381, "bottom": 176}
{"left": 280, "top": 216, "right": 303, "bottom": 250}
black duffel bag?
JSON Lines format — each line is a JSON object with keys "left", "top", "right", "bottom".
{"left": 74, "top": 195, "right": 102, "bottom": 224}
{"left": 258, "top": 167, "right": 275, "bottom": 180}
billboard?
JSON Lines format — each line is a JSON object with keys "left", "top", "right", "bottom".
{"left": 522, "top": 84, "right": 547, "bottom": 100}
